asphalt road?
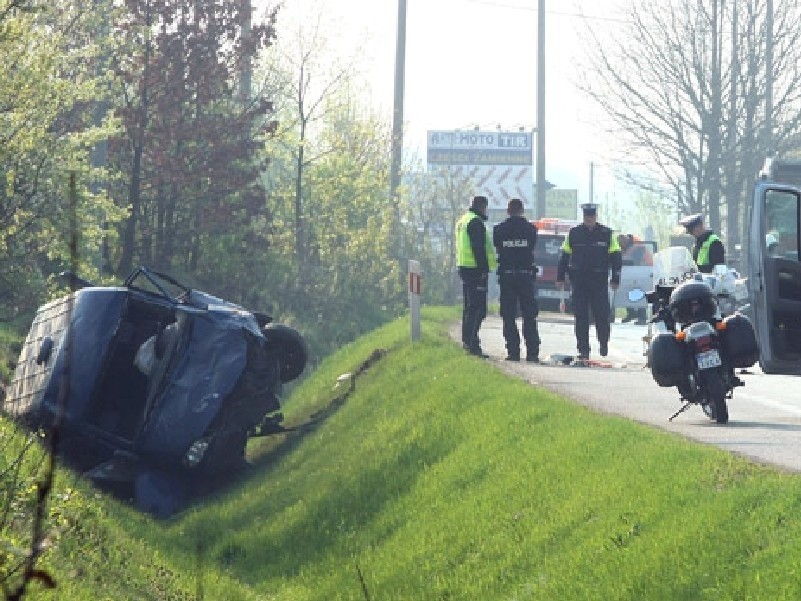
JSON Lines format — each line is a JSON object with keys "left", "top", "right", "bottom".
{"left": 451, "top": 312, "right": 801, "bottom": 473}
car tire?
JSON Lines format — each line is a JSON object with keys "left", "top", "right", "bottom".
{"left": 263, "top": 324, "right": 308, "bottom": 383}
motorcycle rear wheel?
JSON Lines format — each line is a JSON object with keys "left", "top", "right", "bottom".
{"left": 704, "top": 370, "right": 729, "bottom": 424}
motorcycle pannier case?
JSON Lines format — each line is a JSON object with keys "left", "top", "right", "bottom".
{"left": 721, "top": 313, "right": 759, "bottom": 368}
{"left": 649, "top": 332, "right": 685, "bottom": 387}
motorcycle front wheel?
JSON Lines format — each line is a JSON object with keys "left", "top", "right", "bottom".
{"left": 703, "top": 369, "right": 729, "bottom": 424}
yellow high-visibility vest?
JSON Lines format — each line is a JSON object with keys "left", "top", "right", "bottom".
{"left": 456, "top": 212, "right": 497, "bottom": 269}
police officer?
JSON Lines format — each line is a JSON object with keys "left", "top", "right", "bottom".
{"left": 556, "top": 203, "right": 622, "bottom": 360}
{"left": 679, "top": 213, "right": 725, "bottom": 273}
{"left": 493, "top": 198, "right": 541, "bottom": 362}
{"left": 456, "top": 195, "right": 497, "bottom": 357}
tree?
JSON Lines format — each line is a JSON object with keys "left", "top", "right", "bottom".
{"left": 260, "top": 1, "right": 358, "bottom": 261}
{"left": 400, "top": 162, "right": 476, "bottom": 305}
{"left": 0, "top": 0, "right": 120, "bottom": 317}
{"left": 580, "top": 0, "right": 801, "bottom": 249}
{"left": 255, "top": 85, "right": 406, "bottom": 357}
{"left": 109, "top": 0, "right": 277, "bottom": 275}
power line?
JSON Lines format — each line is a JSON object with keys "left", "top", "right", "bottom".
{"left": 459, "top": 0, "right": 631, "bottom": 24}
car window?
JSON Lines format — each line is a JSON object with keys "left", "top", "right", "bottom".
{"left": 535, "top": 234, "right": 564, "bottom": 266}
{"left": 622, "top": 242, "right": 656, "bottom": 267}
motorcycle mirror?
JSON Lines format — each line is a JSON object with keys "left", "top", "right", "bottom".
{"left": 628, "top": 288, "right": 646, "bottom": 302}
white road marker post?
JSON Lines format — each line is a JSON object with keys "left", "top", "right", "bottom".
{"left": 408, "top": 259, "right": 421, "bottom": 341}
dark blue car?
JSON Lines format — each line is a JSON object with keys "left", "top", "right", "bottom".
{"left": 4, "top": 267, "right": 307, "bottom": 516}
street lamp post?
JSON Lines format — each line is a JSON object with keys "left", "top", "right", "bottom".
{"left": 390, "top": 0, "right": 408, "bottom": 205}
{"left": 535, "top": 0, "right": 546, "bottom": 218}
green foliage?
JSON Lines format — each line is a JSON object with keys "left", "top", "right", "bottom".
{"left": 225, "top": 89, "right": 408, "bottom": 361}
{"left": 0, "top": 0, "right": 123, "bottom": 316}
{"left": 398, "top": 163, "right": 476, "bottom": 305}
{"left": 108, "top": 0, "right": 278, "bottom": 276}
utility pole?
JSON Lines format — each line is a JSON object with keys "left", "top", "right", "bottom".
{"left": 390, "top": 0, "right": 408, "bottom": 205}
{"left": 535, "top": 0, "right": 546, "bottom": 218}
{"left": 589, "top": 161, "right": 594, "bottom": 205}
{"left": 765, "top": 0, "right": 774, "bottom": 155}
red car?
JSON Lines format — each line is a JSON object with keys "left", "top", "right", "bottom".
{"left": 532, "top": 219, "right": 579, "bottom": 312}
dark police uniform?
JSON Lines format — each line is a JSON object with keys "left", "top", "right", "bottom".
{"left": 493, "top": 212, "right": 541, "bottom": 361}
{"left": 557, "top": 204, "right": 622, "bottom": 359}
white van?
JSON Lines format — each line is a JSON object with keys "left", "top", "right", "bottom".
{"left": 613, "top": 241, "right": 658, "bottom": 317}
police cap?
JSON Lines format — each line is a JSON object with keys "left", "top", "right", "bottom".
{"left": 679, "top": 213, "right": 703, "bottom": 231}
{"left": 580, "top": 203, "right": 598, "bottom": 215}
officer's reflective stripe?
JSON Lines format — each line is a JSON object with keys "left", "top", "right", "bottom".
{"left": 608, "top": 232, "right": 621, "bottom": 253}
{"left": 561, "top": 237, "right": 572, "bottom": 253}
{"left": 696, "top": 233, "right": 721, "bottom": 267}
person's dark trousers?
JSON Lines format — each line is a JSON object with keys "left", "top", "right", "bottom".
{"left": 571, "top": 277, "right": 611, "bottom": 357}
{"left": 460, "top": 268, "right": 488, "bottom": 352}
{"left": 499, "top": 271, "right": 541, "bottom": 358}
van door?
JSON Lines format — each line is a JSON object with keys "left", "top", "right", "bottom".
{"left": 748, "top": 182, "right": 801, "bottom": 374}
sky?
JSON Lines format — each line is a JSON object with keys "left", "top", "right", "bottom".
{"left": 256, "top": 0, "right": 637, "bottom": 217}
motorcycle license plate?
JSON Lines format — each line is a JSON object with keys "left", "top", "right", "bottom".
{"left": 696, "top": 349, "right": 722, "bottom": 370}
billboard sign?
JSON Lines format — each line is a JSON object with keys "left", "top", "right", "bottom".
{"left": 544, "top": 189, "right": 578, "bottom": 219}
{"left": 426, "top": 130, "right": 534, "bottom": 210}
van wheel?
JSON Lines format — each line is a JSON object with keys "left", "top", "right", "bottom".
{"left": 263, "top": 324, "right": 308, "bottom": 382}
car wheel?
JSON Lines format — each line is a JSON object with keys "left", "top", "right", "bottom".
{"left": 263, "top": 323, "right": 308, "bottom": 382}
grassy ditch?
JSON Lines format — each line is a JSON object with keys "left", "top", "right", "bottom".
{"left": 3, "top": 306, "right": 801, "bottom": 599}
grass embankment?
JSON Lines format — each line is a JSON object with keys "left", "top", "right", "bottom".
{"left": 4, "top": 306, "right": 801, "bottom": 600}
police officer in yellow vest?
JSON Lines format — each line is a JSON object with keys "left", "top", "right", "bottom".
{"left": 456, "top": 195, "right": 497, "bottom": 357}
{"left": 556, "top": 203, "right": 622, "bottom": 361}
{"left": 679, "top": 213, "right": 725, "bottom": 273}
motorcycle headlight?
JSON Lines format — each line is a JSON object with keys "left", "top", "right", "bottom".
{"left": 183, "top": 438, "right": 210, "bottom": 468}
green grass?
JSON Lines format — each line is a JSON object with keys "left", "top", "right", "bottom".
{"left": 0, "top": 318, "right": 27, "bottom": 383}
{"left": 4, "top": 306, "right": 801, "bottom": 599}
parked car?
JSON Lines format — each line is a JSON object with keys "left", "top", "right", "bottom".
{"left": 3, "top": 267, "right": 307, "bottom": 516}
{"left": 532, "top": 218, "right": 579, "bottom": 312}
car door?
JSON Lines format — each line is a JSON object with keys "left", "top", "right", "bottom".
{"left": 747, "top": 182, "right": 801, "bottom": 374}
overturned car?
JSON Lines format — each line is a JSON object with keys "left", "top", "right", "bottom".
{"left": 3, "top": 267, "right": 307, "bottom": 516}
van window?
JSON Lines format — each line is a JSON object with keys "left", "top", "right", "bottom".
{"left": 765, "top": 190, "right": 800, "bottom": 261}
